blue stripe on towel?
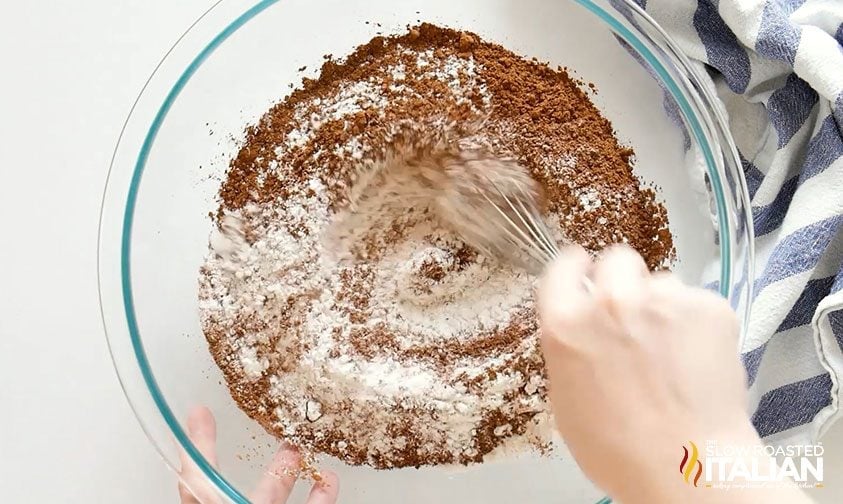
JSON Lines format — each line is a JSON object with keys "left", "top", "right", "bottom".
{"left": 768, "top": 74, "right": 819, "bottom": 148}
{"left": 741, "top": 154, "right": 764, "bottom": 199}
{"left": 756, "top": 0, "right": 803, "bottom": 64}
{"left": 830, "top": 310, "right": 843, "bottom": 349}
{"left": 694, "top": 0, "right": 752, "bottom": 93}
{"left": 776, "top": 276, "right": 836, "bottom": 332}
{"left": 799, "top": 115, "right": 843, "bottom": 182}
{"left": 752, "top": 373, "right": 833, "bottom": 437}
{"left": 754, "top": 215, "right": 843, "bottom": 295}
{"left": 743, "top": 344, "right": 767, "bottom": 385}
{"left": 833, "top": 269, "right": 843, "bottom": 294}
{"left": 753, "top": 175, "right": 799, "bottom": 237}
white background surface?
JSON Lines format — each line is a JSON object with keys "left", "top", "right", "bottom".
{"left": 0, "top": 1, "right": 841, "bottom": 502}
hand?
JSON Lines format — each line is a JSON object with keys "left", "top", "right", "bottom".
{"left": 537, "top": 245, "right": 810, "bottom": 504}
{"left": 177, "top": 407, "right": 339, "bottom": 504}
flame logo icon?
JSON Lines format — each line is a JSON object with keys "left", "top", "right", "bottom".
{"left": 680, "top": 441, "right": 703, "bottom": 487}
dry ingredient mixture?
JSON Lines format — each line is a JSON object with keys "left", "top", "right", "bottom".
{"left": 199, "top": 24, "right": 674, "bottom": 471}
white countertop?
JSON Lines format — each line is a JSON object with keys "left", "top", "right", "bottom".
{"left": 0, "top": 1, "right": 840, "bottom": 502}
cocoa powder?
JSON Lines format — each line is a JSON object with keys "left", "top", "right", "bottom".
{"left": 219, "top": 23, "right": 672, "bottom": 267}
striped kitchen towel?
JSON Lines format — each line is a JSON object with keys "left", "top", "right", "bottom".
{"left": 624, "top": 0, "right": 843, "bottom": 445}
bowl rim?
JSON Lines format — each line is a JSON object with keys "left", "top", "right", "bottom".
{"left": 98, "top": 1, "right": 753, "bottom": 502}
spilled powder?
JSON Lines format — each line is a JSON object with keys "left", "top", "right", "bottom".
{"left": 199, "top": 24, "right": 673, "bottom": 471}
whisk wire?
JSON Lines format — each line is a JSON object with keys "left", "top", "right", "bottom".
{"left": 500, "top": 191, "right": 555, "bottom": 263}
{"left": 478, "top": 188, "right": 553, "bottom": 267}
{"left": 513, "top": 192, "right": 558, "bottom": 259}
{"left": 480, "top": 171, "right": 560, "bottom": 270}
{"left": 514, "top": 182, "right": 559, "bottom": 258}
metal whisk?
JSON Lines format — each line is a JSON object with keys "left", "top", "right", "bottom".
{"left": 474, "top": 168, "right": 560, "bottom": 273}
{"left": 411, "top": 149, "right": 561, "bottom": 275}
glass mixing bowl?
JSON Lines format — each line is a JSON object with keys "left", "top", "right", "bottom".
{"left": 98, "top": 0, "right": 753, "bottom": 502}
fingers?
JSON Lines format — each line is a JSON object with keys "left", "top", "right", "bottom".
{"left": 250, "top": 449, "right": 340, "bottom": 504}
{"left": 178, "top": 483, "right": 202, "bottom": 504}
{"left": 306, "top": 470, "right": 340, "bottom": 504}
{"left": 650, "top": 272, "right": 736, "bottom": 333}
{"left": 178, "top": 406, "right": 220, "bottom": 504}
{"left": 649, "top": 270, "right": 682, "bottom": 293}
{"left": 539, "top": 245, "right": 650, "bottom": 335}
{"left": 177, "top": 408, "right": 341, "bottom": 504}
{"left": 187, "top": 406, "right": 218, "bottom": 466}
{"left": 538, "top": 245, "right": 593, "bottom": 331}
{"left": 591, "top": 245, "right": 648, "bottom": 305}
{"left": 249, "top": 444, "right": 302, "bottom": 504}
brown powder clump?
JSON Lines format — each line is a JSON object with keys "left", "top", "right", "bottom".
{"left": 202, "top": 23, "right": 674, "bottom": 472}
{"left": 219, "top": 23, "right": 673, "bottom": 268}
